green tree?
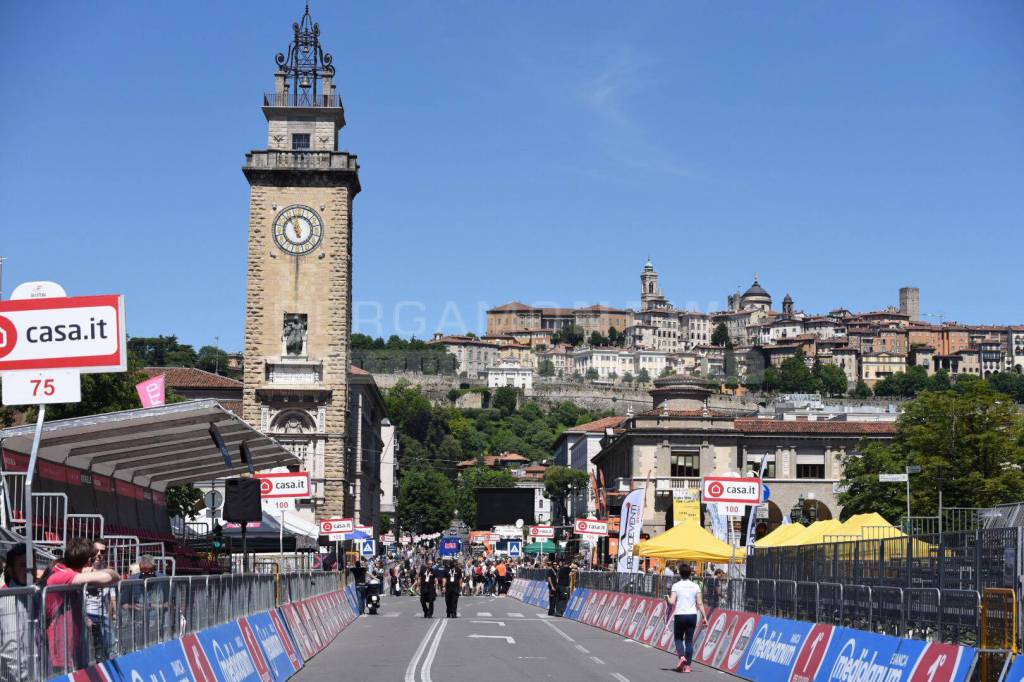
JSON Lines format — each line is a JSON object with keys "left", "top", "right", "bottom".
{"left": 584, "top": 368, "right": 599, "bottom": 381}
{"left": 622, "top": 372, "right": 634, "bottom": 384}
{"left": 637, "top": 368, "right": 651, "bottom": 384}
{"left": 455, "top": 466, "right": 516, "bottom": 528}
{"left": 399, "top": 468, "right": 457, "bottom": 534}
{"left": 196, "top": 345, "right": 235, "bottom": 377}
{"left": 379, "top": 515, "right": 393, "bottom": 535}
{"left": 711, "top": 323, "right": 731, "bottom": 348}
{"left": 839, "top": 383, "right": 1024, "bottom": 521}
{"left": 562, "top": 325, "right": 585, "bottom": 347}
{"left": 127, "top": 336, "right": 198, "bottom": 367}
{"left": 778, "top": 352, "right": 819, "bottom": 393}
{"left": 492, "top": 386, "right": 519, "bottom": 415}
{"left": 543, "top": 465, "right": 590, "bottom": 525}
{"left": 761, "top": 366, "right": 782, "bottom": 392}
{"left": 166, "top": 484, "right": 204, "bottom": 519}
{"left": 659, "top": 366, "right": 676, "bottom": 378}
{"left": 851, "top": 379, "right": 873, "bottom": 398}
{"left": 538, "top": 360, "right": 556, "bottom": 377}
{"left": 589, "top": 331, "right": 609, "bottom": 347}
{"left": 929, "top": 370, "right": 952, "bottom": 392}
{"left": 814, "top": 362, "right": 848, "bottom": 397}
{"left": 989, "top": 371, "right": 1024, "bottom": 403}
{"left": 608, "top": 327, "right": 621, "bottom": 346}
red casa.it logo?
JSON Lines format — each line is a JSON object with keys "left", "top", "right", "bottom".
{"left": 260, "top": 479, "right": 273, "bottom": 495}
{"left": 708, "top": 481, "right": 725, "bottom": 497}
{"left": 0, "top": 316, "right": 16, "bottom": 359}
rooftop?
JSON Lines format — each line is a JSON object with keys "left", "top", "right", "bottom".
{"left": 143, "top": 366, "right": 242, "bottom": 390}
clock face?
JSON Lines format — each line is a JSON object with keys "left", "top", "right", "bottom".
{"left": 272, "top": 205, "right": 324, "bottom": 256}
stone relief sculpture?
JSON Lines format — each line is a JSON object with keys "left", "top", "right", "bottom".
{"left": 283, "top": 313, "right": 307, "bottom": 356}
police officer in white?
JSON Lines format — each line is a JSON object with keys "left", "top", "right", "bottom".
{"left": 664, "top": 564, "right": 707, "bottom": 673}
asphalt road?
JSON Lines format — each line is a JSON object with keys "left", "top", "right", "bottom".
{"left": 296, "top": 594, "right": 730, "bottom": 682}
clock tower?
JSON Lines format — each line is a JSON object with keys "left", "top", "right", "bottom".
{"left": 242, "top": 5, "right": 360, "bottom": 521}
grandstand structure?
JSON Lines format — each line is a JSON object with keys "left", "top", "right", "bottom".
{"left": 0, "top": 399, "right": 299, "bottom": 574}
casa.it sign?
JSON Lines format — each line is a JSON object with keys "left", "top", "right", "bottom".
{"left": 0, "top": 295, "right": 126, "bottom": 373}
{"left": 255, "top": 472, "right": 311, "bottom": 499}
{"left": 318, "top": 518, "right": 353, "bottom": 535}
{"left": 574, "top": 518, "right": 609, "bottom": 536}
{"left": 702, "top": 476, "right": 762, "bottom": 505}
{"left": 529, "top": 525, "right": 555, "bottom": 539}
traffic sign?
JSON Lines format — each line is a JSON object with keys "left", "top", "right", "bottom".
{"left": 0, "top": 294, "right": 126, "bottom": 373}
{"left": 256, "top": 472, "right": 311, "bottom": 499}
{"left": 1, "top": 369, "right": 81, "bottom": 405}
{"left": 360, "top": 540, "right": 376, "bottom": 557}
{"left": 702, "top": 476, "right": 762, "bottom": 505}
{"left": 762, "top": 484, "right": 771, "bottom": 501}
{"left": 878, "top": 473, "right": 908, "bottom": 483}
{"left": 528, "top": 525, "right": 555, "bottom": 539}
{"left": 203, "top": 490, "right": 223, "bottom": 510}
{"left": 319, "top": 518, "right": 353, "bottom": 536}
{"left": 507, "top": 540, "right": 522, "bottom": 558}
{"left": 574, "top": 518, "right": 609, "bottom": 536}
{"left": 906, "top": 465, "right": 923, "bottom": 475}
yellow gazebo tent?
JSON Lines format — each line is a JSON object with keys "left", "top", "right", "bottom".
{"left": 837, "top": 513, "right": 934, "bottom": 558}
{"left": 776, "top": 519, "right": 846, "bottom": 547}
{"left": 635, "top": 520, "right": 745, "bottom": 563}
{"left": 753, "top": 523, "right": 804, "bottom": 548}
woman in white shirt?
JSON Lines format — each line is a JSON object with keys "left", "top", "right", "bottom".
{"left": 664, "top": 564, "right": 707, "bottom": 673}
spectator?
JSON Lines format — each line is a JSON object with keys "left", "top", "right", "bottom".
{"left": 42, "top": 538, "right": 120, "bottom": 675}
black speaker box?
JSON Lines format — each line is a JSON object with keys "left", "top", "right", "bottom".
{"left": 223, "top": 478, "right": 262, "bottom": 523}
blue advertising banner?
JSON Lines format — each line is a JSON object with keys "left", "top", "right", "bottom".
{"left": 565, "top": 589, "right": 589, "bottom": 620}
{"left": 194, "top": 621, "right": 264, "bottom": 682}
{"left": 439, "top": 537, "right": 461, "bottom": 558}
{"left": 735, "top": 616, "right": 813, "bottom": 681}
{"left": 897, "top": 640, "right": 977, "bottom": 682}
{"left": 246, "top": 612, "right": 302, "bottom": 681}
{"left": 816, "top": 627, "right": 903, "bottom": 682}
{"left": 108, "top": 640, "right": 193, "bottom": 682}
{"left": 1005, "top": 654, "right": 1024, "bottom": 682}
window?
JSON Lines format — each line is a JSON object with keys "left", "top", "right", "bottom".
{"left": 671, "top": 452, "right": 700, "bottom": 478}
{"left": 796, "top": 463, "right": 825, "bottom": 479}
{"left": 748, "top": 457, "right": 776, "bottom": 478}
{"left": 292, "top": 133, "right": 311, "bottom": 150}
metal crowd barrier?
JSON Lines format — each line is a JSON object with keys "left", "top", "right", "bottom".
{"left": 0, "top": 570, "right": 342, "bottom": 680}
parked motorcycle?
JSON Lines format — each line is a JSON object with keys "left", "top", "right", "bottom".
{"left": 367, "top": 576, "right": 382, "bottom": 614}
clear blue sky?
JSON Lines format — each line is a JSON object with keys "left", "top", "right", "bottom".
{"left": 1, "top": 2, "right": 1021, "bottom": 351}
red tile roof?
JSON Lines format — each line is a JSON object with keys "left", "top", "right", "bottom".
{"left": 350, "top": 366, "right": 370, "bottom": 376}
{"left": 142, "top": 367, "right": 242, "bottom": 390}
{"left": 637, "top": 409, "right": 732, "bottom": 418}
{"left": 488, "top": 301, "right": 537, "bottom": 313}
{"left": 735, "top": 419, "right": 897, "bottom": 435}
{"left": 568, "top": 415, "right": 629, "bottom": 433}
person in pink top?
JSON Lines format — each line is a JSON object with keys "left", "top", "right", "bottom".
{"left": 42, "top": 538, "right": 120, "bottom": 675}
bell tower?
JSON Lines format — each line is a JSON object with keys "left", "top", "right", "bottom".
{"left": 241, "top": 5, "right": 360, "bottom": 521}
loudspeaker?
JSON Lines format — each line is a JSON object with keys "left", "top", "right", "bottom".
{"left": 223, "top": 478, "right": 262, "bottom": 523}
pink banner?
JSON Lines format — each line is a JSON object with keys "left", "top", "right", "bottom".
{"left": 136, "top": 374, "right": 166, "bottom": 408}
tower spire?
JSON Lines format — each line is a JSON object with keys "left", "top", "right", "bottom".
{"left": 274, "top": 3, "right": 335, "bottom": 105}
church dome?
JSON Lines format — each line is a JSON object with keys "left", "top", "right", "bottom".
{"left": 740, "top": 277, "right": 772, "bottom": 308}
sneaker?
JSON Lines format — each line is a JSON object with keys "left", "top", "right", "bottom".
{"left": 683, "top": 665, "right": 692, "bottom": 674}
{"left": 675, "top": 659, "right": 686, "bottom": 672}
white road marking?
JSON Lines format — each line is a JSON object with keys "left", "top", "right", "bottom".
{"left": 471, "top": 620, "right": 506, "bottom": 626}
{"left": 383, "top": 612, "right": 401, "bottom": 617}
{"left": 591, "top": 656, "right": 605, "bottom": 665}
{"left": 467, "top": 634, "right": 516, "bottom": 644}
{"left": 541, "top": 618, "right": 574, "bottom": 642}
{"left": 477, "top": 612, "right": 492, "bottom": 617}
{"left": 508, "top": 612, "right": 524, "bottom": 617}
{"left": 404, "top": 619, "right": 442, "bottom": 682}
{"left": 575, "top": 644, "right": 590, "bottom": 654}
{"left": 611, "top": 674, "right": 630, "bottom": 682}
{"left": 422, "top": 618, "right": 447, "bottom": 682}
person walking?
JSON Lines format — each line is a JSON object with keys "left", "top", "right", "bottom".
{"left": 349, "top": 558, "right": 368, "bottom": 615}
{"left": 416, "top": 559, "right": 438, "bottom": 618}
{"left": 443, "top": 560, "right": 463, "bottom": 618}
{"left": 665, "top": 564, "right": 707, "bottom": 674}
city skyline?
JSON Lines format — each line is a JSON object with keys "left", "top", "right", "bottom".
{"left": 1, "top": 2, "right": 1022, "bottom": 351}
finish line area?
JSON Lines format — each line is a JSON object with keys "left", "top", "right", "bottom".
{"left": 296, "top": 594, "right": 722, "bottom": 682}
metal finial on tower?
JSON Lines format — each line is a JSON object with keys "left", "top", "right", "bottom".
{"left": 275, "top": 3, "right": 335, "bottom": 102}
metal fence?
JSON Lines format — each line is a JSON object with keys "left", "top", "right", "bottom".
{"left": 0, "top": 571, "right": 342, "bottom": 680}
{"left": 748, "top": 526, "right": 1020, "bottom": 594}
